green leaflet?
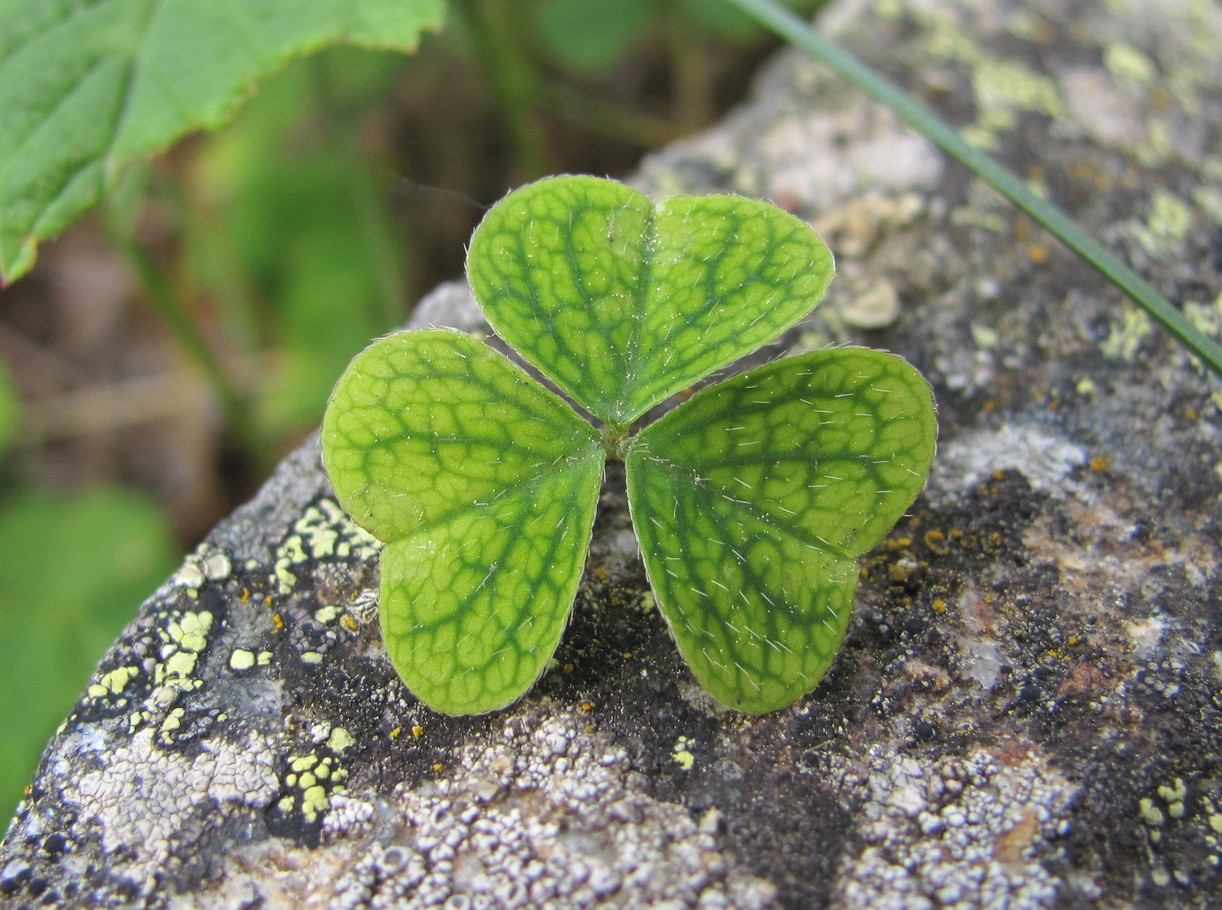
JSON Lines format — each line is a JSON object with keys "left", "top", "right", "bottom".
{"left": 625, "top": 348, "right": 936, "bottom": 712}
{"left": 322, "top": 330, "right": 604, "bottom": 714}
{"left": 324, "top": 176, "right": 938, "bottom": 716}
{"left": 0, "top": 0, "right": 444, "bottom": 283}
{"left": 466, "top": 175, "right": 835, "bottom": 427}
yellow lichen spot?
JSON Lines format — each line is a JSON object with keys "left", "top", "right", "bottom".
{"left": 229, "top": 649, "right": 256, "bottom": 672}
{"left": 584, "top": 724, "right": 595, "bottom": 734}
{"left": 622, "top": 651, "right": 633, "bottom": 660}
{"left": 1104, "top": 42, "right": 1156, "bottom": 86}
{"left": 174, "top": 611, "right": 214, "bottom": 652}
{"left": 673, "top": 736, "right": 695, "bottom": 771}
{"left": 923, "top": 529, "right": 948, "bottom": 554}
{"left": 240, "top": 588, "right": 250, "bottom": 603}
{"left": 1210, "top": 813, "right": 1222, "bottom": 835}
{"left": 257, "top": 651, "right": 272, "bottom": 666}
{"left": 1067, "top": 635, "right": 1081, "bottom": 646}
{"left": 291, "top": 755, "right": 318, "bottom": 773}
{"left": 580, "top": 701, "right": 596, "bottom": 713}
{"left": 889, "top": 563, "right": 911, "bottom": 583}
{"left": 389, "top": 727, "right": 402, "bottom": 739}
{"left": 97, "top": 666, "right": 139, "bottom": 695}
{"left": 1076, "top": 378, "right": 1096, "bottom": 396}
{"left": 1090, "top": 456, "right": 1111, "bottom": 471}
{"left": 278, "top": 795, "right": 295, "bottom": 812}
{"left": 327, "top": 727, "right": 355, "bottom": 754}
{"left": 411, "top": 725, "right": 424, "bottom": 739}
{"left": 341, "top": 615, "right": 358, "bottom": 632}
{"left": 159, "top": 707, "right": 185, "bottom": 743}
{"left": 931, "top": 598, "right": 948, "bottom": 614}
{"left": 1140, "top": 797, "right": 1165, "bottom": 827}
{"left": 563, "top": 663, "right": 575, "bottom": 673}
{"left": 272, "top": 614, "right": 285, "bottom": 633}
{"left": 163, "top": 650, "right": 199, "bottom": 682}
{"left": 1026, "top": 243, "right": 1047, "bottom": 263}
{"left": 433, "top": 763, "right": 444, "bottom": 773}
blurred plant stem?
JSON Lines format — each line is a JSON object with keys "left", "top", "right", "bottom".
{"left": 456, "top": 0, "right": 552, "bottom": 178}
{"left": 108, "top": 226, "right": 263, "bottom": 463}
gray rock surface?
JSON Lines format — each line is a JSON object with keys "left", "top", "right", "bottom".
{"left": 4, "top": 0, "right": 1221, "bottom": 907}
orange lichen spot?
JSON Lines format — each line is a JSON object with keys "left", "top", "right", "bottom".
{"left": 924, "top": 529, "right": 948, "bottom": 554}
{"left": 240, "top": 588, "right": 250, "bottom": 603}
{"left": 895, "top": 537, "right": 912, "bottom": 548}
{"left": 983, "top": 400, "right": 996, "bottom": 412}
{"left": 411, "top": 725, "right": 424, "bottom": 739}
{"left": 264, "top": 595, "right": 273, "bottom": 607}
{"left": 341, "top": 615, "right": 358, "bottom": 631}
{"left": 580, "top": 701, "right": 596, "bottom": 713}
{"left": 931, "top": 598, "right": 948, "bottom": 614}
{"left": 1067, "top": 635, "right": 1081, "bottom": 646}
{"left": 622, "top": 651, "right": 633, "bottom": 660}
{"left": 389, "top": 727, "right": 402, "bottom": 739}
{"left": 1090, "top": 456, "right": 1111, "bottom": 471}
{"left": 272, "top": 614, "right": 285, "bottom": 632}
{"left": 584, "top": 724, "right": 595, "bottom": 734}
{"left": 1027, "top": 243, "right": 1048, "bottom": 263}
{"left": 889, "top": 564, "right": 911, "bottom": 584}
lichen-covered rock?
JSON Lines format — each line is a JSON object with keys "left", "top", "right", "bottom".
{"left": 4, "top": 0, "right": 1221, "bottom": 907}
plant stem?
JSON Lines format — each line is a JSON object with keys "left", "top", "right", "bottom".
{"left": 115, "top": 234, "right": 260, "bottom": 455}
{"left": 723, "top": 0, "right": 1222, "bottom": 377}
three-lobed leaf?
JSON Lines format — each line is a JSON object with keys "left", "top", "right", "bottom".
{"left": 467, "top": 175, "right": 835, "bottom": 427}
{"left": 625, "top": 347, "right": 936, "bottom": 712}
{"left": 323, "top": 175, "right": 938, "bottom": 716}
{"left": 0, "top": 0, "right": 444, "bottom": 283}
{"left": 323, "top": 329, "right": 604, "bottom": 714}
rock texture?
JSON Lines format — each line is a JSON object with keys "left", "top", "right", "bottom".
{"left": 4, "top": 0, "right": 1221, "bottom": 907}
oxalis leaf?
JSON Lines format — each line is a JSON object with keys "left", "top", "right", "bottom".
{"left": 322, "top": 175, "right": 938, "bottom": 715}
{"left": 323, "top": 329, "right": 605, "bottom": 714}
{"left": 0, "top": 0, "right": 444, "bottom": 284}
{"left": 625, "top": 348, "right": 936, "bottom": 712}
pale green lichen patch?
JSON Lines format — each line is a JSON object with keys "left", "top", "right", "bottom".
{"left": 277, "top": 749, "right": 350, "bottom": 823}
{"left": 87, "top": 666, "right": 139, "bottom": 702}
{"left": 1101, "top": 304, "right": 1153, "bottom": 361}
{"left": 172, "top": 544, "right": 234, "bottom": 596}
{"left": 272, "top": 499, "right": 380, "bottom": 595}
{"left": 327, "top": 727, "right": 355, "bottom": 754}
{"left": 229, "top": 649, "right": 256, "bottom": 672}
{"left": 1104, "top": 42, "right": 1157, "bottom": 87}
{"left": 314, "top": 605, "right": 342, "bottom": 625}
{"left": 672, "top": 736, "right": 695, "bottom": 771}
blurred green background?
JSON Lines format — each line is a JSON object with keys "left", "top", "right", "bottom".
{"left": 0, "top": 0, "right": 825, "bottom": 824}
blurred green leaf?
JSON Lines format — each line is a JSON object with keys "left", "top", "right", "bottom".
{"left": 0, "top": 487, "right": 178, "bottom": 823}
{"left": 0, "top": 0, "right": 444, "bottom": 284}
